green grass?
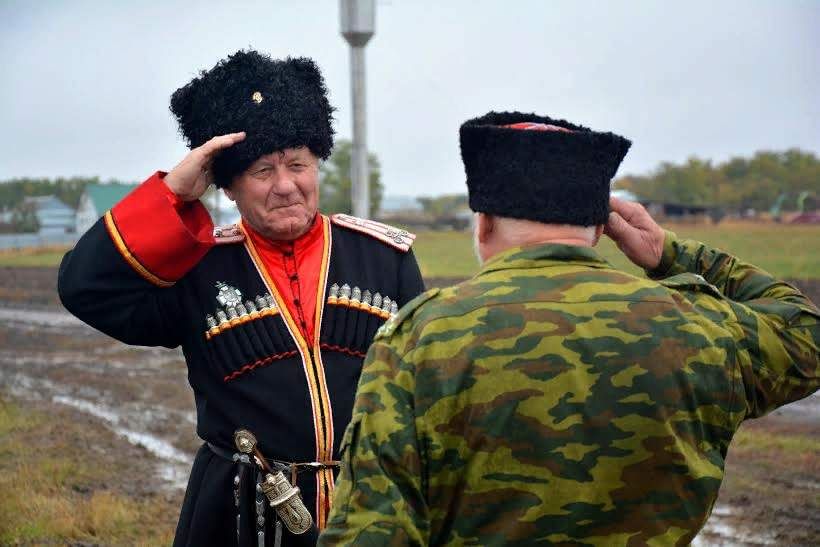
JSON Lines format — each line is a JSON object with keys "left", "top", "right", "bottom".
{"left": 0, "top": 247, "right": 70, "bottom": 267}
{"left": 0, "top": 397, "right": 175, "bottom": 545}
{"left": 413, "top": 223, "right": 820, "bottom": 280}
{"left": 1, "top": 223, "right": 818, "bottom": 279}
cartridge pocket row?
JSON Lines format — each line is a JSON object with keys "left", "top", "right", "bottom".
{"left": 203, "top": 294, "right": 298, "bottom": 381}
{"left": 321, "top": 283, "right": 397, "bottom": 357}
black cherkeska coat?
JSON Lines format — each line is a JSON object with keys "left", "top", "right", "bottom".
{"left": 59, "top": 212, "right": 425, "bottom": 546}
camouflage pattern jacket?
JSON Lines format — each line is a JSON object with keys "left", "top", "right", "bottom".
{"left": 319, "top": 233, "right": 820, "bottom": 546}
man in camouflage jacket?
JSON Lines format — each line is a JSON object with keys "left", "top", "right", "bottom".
{"left": 319, "top": 112, "right": 820, "bottom": 546}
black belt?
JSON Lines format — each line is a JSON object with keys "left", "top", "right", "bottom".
{"left": 206, "top": 442, "right": 338, "bottom": 547}
{"left": 207, "top": 442, "right": 340, "bottom": 483}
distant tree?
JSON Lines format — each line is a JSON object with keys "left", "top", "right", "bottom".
{"left": 11, "top": 201, "right": 39, "bottom": 233}
{"left": 416, "top": 194, "right": 470, "bottom": 229}
{"left": 417, "top": 194, "right": 468, "bottom": 217}
{"left": 0, "top": 176, "right": 102, "bottom": 209}
{"left": 319, "top": 140, "right": 383, "bottom": 217}
{"left": 613, "top": 149, "right": 820, "bottom": 212}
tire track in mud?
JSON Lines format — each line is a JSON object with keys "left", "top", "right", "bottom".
{"left": 0, "top": 305, "right": 199, "bottom": 493}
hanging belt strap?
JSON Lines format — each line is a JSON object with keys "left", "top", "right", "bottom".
{"left": 207, "top": 442, "right": 340, "bottom": 483}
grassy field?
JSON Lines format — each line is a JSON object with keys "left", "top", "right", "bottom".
{"left": 0, "top": 397, "right": 176, "bottom": 545}
{"left": 413, "top": 222, "right": 820, "bottom": 280}
{"left": 0, "top": 246, "right": 71, "bottom": 267}
{"left": 0, "top": 223, "right": 818, "bottom": 280}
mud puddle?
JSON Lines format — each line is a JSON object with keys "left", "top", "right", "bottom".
{"left": 694, "top": 505, "right": 779, "bottom": 546}
{"left": 0, "top": 305, "right": 84, "bottom": 328}
{"left": 1, "top": 364, "right": 194, "bottom": 491}
{"left": 0, "top": 307, "right": 198, "bottom": 494}
{"left": 51, "top": 394, "right": 190, "bottom": 487}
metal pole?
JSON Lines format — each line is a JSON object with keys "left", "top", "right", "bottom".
{"left": 340, "top": 0, "right": 375, "bottom": 218}
{"left": 350, "top": 45, "right": 369, "bottom": 218}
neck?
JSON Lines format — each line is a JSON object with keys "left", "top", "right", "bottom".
{"left": 500, "top": 222, "right": 597, "bottom": 249}
{"left": 242, "top": 214, "right": 321, "bottom": 246}
{"left": 535, "top": 236, "right": 594, "bottom": 247}
{"left": 479, "top": 218, "right": 599, "bottom": 263}
{"left": 246, "top": 214, "right": 318, "bottom": 243}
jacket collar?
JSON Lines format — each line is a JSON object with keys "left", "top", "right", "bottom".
{"left": 478, "top": 243, "right": 610, "bottom": 277}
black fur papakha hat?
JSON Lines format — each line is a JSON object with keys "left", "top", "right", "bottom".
{"left": 459, "top": 111, "right": 631, "bottom": 226}
{"left": 170, "top": 50, "right": 335, "bottom": 188}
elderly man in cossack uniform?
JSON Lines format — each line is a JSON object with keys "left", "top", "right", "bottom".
{"left": 58, "top": 50, "right": 424, "bottom": 546}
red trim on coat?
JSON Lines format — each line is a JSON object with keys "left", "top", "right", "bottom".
{"left": 222, "top": 350, "right": 300, "bottom": 382}
{"left": 319, "top": 343, "right": 367, "bottom": 359}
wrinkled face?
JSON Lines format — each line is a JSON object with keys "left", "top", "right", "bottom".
{"left": 225, "top": 147, "right": 320, "bottom": 241}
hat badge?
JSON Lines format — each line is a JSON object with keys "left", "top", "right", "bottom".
{"left": 251, "top": 91, "right": 263, "bottom": 104}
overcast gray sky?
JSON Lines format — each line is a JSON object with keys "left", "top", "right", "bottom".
{"left": 1, "top": 0, "right": 818, "bottom": 197}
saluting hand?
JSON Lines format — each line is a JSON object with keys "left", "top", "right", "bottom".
{"left": 164, "top": 132, "right": 246, "bottom": 201}
{"left": 604, "top": 197, "right": 666, "bottom": 270}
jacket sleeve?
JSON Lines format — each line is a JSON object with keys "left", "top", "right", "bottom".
{"left": 649, "top": 231, "right": 820, "bottom": 417}
{"left": 396, "top": 249, "right": 426, "bottom": 307}
{"left": 58, "top": 172, "right": 215, "bottom": 348}
{"left": 319, "top": 338, "right": 430, "bottom": 546}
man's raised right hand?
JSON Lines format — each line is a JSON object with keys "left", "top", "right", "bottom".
{"left": 604, "top": 196, "right": 666, "bottom": 271}
{"left": 164, "top": 132, "right": 246, "bottom": 201}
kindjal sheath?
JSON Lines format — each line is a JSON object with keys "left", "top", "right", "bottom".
{"left": 234, "top": 429, "right": 313, "bottom": 535}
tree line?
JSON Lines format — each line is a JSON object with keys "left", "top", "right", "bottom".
{"left": 0, "top": 176, "right": 123, "bottom": 233}
{"left": 1, "top": 147, "right": 816, "bottom": 229}
{"left": 0, "top": 139, "right": 385, "bottom": 232}
{"left": 0, "top": 176, "right": 111, "bottom": 211}
{"left": 613, "top": 149, "right": 819, "bottom": 212}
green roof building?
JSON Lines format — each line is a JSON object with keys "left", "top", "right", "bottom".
{"left": 75, "top": 183, "right": 137, "bottom": 234}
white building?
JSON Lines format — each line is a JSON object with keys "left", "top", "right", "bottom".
{"left": 75, "top": 183, "right": 137, "bottom": 235}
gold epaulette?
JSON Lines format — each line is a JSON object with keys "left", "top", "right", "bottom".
{"left": 213, "top": 223, "right": 245, "bottom": 245}
{"left": 330, "top": 214, "right": 416, "bottom": 252}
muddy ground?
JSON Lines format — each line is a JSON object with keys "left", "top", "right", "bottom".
{"left": 0, "top": 266, "right": 818, "bottom": 545}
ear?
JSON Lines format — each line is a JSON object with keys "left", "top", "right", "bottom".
{"left": 592, "top": 224, "right": 604, "bottom": 246}
{"left": 477, "top": 213, "right": 494, "bottom": 244}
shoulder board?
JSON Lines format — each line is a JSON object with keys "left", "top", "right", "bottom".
{"left": 213, "top": 223, "right": 245, "bottom": 245}
{"left": 375, "top": 288, "right": 440, "bottom": 341}
{"left": 331, "top": 214, "right": 416, "bottom": 252}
